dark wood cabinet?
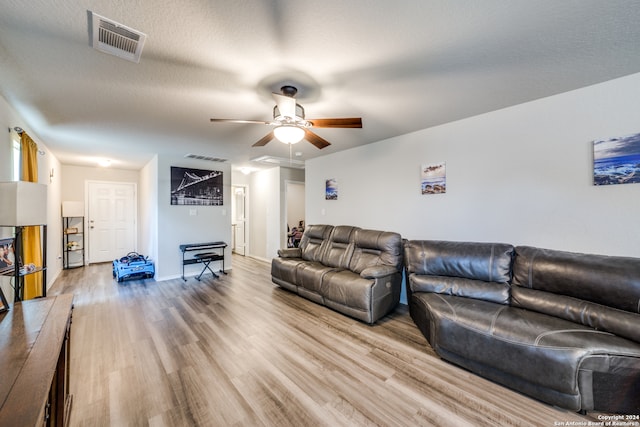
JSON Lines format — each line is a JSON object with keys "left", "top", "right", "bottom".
{"left": 0, "top": 294, "right": 74, "bottom": 426}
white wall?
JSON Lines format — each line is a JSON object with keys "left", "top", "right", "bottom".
{"left": 286, "top": 182, "right": 305, "bottom": 231}
{"left": 244, "top": 166, "right": 305, "bottom": 260}
{"left": 0, "top": 93, "right": 63, "bottom": 297}
{"left": 249, "top": 167, "right": 280, "bottom": 261}
{"left": 0, "top": 98, "right": 20, "bottom": 182}
{"left": 156, "top": 155, "right": 232, "bottom": 280}
{"left": 307, "top": 72, "right": 640, "bottom": 260}
{"left": 280, "top": 168, "right": 305, "bottom": 248}
{"left": 60, "top": 164, "right": 141, "bottom": 268}
{"left": 41, "top": 144, "right": 62, "bottom": 291}
{"left": 61, "top": 164, "right": 140, "bottom": 202}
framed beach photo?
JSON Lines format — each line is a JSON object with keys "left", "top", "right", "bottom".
{"left": 421, "top": 162, "right": 447, "bottom": 194}
{"left": 593, "top": 131, "right": 640, "bottom": 186}
{"left": 326, "top": 179, "right": 338, "bottom": 200}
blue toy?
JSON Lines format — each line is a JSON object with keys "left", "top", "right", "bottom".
{"left": 112, "top": 252, "right": 155, "bottom": 282}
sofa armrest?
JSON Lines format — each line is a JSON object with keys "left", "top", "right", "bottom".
{"left": 360, "top": 265, "right": 398, "bottom": 279}
{"left": 278, "top": 248, "right": 302, "bottom": 258}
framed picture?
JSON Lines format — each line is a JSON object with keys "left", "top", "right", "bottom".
{"left": 170, "top": 166, "right": 224, "bottom": 205}
{"left": 421, "top": 162, "right": 446, "bottom": 194}
{"left": 593, "top": 131, "right": 640, "bottom": 186}
{"left": 326, "top": 179, "right": 338, "bottom": 200}
{"left": 0, "top": 237, "right": 15, "bottom": 313}
{"left": 0, "top": 283, "right": 8, "bottom": 313}
{"left": 0, "top": 237, "right": 16, "bottom": 274}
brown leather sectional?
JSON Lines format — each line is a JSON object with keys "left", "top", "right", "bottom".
{"left": 272, "top": 227, "right": 640, "bottom": 414}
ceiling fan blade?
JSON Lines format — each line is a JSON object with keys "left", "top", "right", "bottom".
{"left": 304, "top": 129, "right": 331, "bottom": 149}
{"left": 307, "top": 118, "right": 362, "bottom": 128}
{"left": 210, "top": 118, "right": 271, "bottom": 125}
{"left": 272, "top": 93, "right": 296, "bottom": 119}
{"left": 252, "top": 131, "right": 274, "bottom": 147}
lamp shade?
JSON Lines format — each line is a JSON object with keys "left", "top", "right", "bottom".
{"left": 62, "top": 201, "right": 84, "bottom": 217}
{"left": 0, "top": 181, "right": 48, "bottom": 226}
{"left": 273, "top": 125, "right": 305, "bottom": 144}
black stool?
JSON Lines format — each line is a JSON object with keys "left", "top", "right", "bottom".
{"left": 193, "top": 252, "right": 220, "bottom": 280}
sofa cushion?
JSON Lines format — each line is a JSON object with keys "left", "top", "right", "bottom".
{"left": 511, "top": 287, "right": 640, "bottom": 344}
{"left": 321, "top": 225, "right": 358, "bottom": 268}
{"left": 293, "top": 226, "right": 360, "bottom": 301}
{"left": 513, "top": 246, "right": 640, "bottom": 343}
{"left": 409, "top": 274, "right": 510, "bottom": 305}
{"left": 296, "top": 261, "right": 333, "bottom": 295}
{"left": 322, "top": 270, "right": 373, "bottom": 312}
{"left": 271, "top": 225, "right": 333, "bottom": 291}
{"left": 321, "top": 270, "right": 391, "bottom": 323}
{"left": 299, "top": 224, "right": 333, "bottom": 261}
{"left": 272, "top": 257, "right": 301, "bottom": 284}
{"left": 405, "top": 240, "right": 514, "bottom": 283}
{"left": 513, "top": 246, "right": 640, "bottom": 313}
{"left": 349, "top": 229, "right": 402, "bottom": 274}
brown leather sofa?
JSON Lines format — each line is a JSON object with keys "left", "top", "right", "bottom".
{"left": 405, "top": 240, "right": 640, "bottom": 414}
{"left": 271, "top": 224, "right": 403, "bottom": 324}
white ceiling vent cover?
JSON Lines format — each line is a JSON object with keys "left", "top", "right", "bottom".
{"left": 184, "top": 154, "right": 228, "bottom": 163}
{"left": 90, "top": 12, "right": 146, "bottom": 63}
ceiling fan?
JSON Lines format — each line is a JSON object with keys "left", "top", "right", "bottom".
{"left": 210, "top": 85, "right": 362, "bottom": 149}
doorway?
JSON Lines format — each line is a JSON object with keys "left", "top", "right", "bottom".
{"left": 285, "top": 181, "right": 305, "bottom": 248}
{"left": 231, "top": 186, "right": 247, "bottom": 256}
{"left": 87, "top": 181, "right": 137, "bottom": 263}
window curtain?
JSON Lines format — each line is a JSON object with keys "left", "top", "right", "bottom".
{"left": 20, "top": 132, "right": 43, "bottom": 300}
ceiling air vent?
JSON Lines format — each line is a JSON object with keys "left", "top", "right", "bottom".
{"left": 184, "top": 154, "right": 228, "bottom": 163}
{"left": 90, "top": 12, "right": 146, "bottom": 63}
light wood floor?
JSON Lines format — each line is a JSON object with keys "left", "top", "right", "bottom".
{"left": 49, "top": 255, "right": 592, "bottom": 427}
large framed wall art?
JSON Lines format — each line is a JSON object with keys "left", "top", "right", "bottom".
{"left": 170, "top": 166, "right": 224, "bottom": 205}
{"left": 593, "top": 131, "right": 640, "bottom": 186}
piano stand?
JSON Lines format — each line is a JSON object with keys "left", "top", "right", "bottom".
{"left": 179, "top": 242, "right": 228, "bottom": 281}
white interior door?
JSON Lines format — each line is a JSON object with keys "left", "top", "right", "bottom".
{"left": 88, "top": 181, "right": 136, "bottom": 263}
{"left": 232, "top": 186, "right": 246, "bottom": 256}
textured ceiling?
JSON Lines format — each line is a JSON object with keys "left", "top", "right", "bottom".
{"left": 1, "top": 1, "right": 640, "bottom": 170}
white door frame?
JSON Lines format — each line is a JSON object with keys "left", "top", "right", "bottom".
{"left": 85, "top": 180, "right": 137, "bottom": 264}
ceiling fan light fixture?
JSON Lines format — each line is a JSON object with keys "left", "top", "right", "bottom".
{"left": 274, "top": 125, "right": 305, "bottom": 144}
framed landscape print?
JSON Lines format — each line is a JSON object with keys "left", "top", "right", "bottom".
{"left": 421, "top": 162, "right": 446, "bottom": 194}
{"left": 170, "top": 167, "right": 224, "bottom": 205}
{"left": 326, "top": 179, "right": 338, "bottom": 200}
{"left": 593, "top": 131, "right": 640, "bottom": 186}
